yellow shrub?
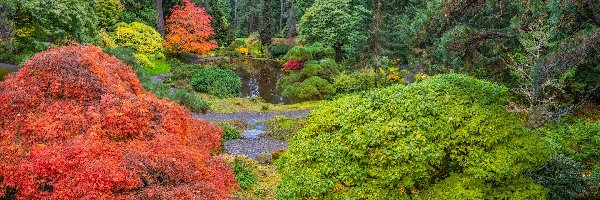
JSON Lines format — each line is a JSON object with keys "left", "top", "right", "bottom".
{"left": 134, "top": 53, "right": 153, "bottom": 68}
{"left": 235, "top": 47, "right": 249, "bottom": 55}
{"left": 111, "top": 22, "right": 164, "bottom": 60}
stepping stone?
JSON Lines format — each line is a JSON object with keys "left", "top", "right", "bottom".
{"left": 241, "top": 129, "right": 265, "bottom": 139}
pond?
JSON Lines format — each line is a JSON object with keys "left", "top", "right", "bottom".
{"left": 230, "top": 59, "right": 289, "bottom": 104}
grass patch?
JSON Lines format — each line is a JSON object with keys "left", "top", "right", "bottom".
{"left": 198, "top": 93, "right": 324, "bottom": 113}
{"left": 222, "top": 155, "right": 280, "bottom": 200}
{"left": 141, "top": 60, "right": 171, "bottom": 76}
{"left": 263, "top": 116, "right": 305, "bottom": 142}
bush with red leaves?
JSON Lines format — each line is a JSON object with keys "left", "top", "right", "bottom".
{"left": 283, "top": 60, "right": 304, "bottom": 70}
{"left": 0, "top": 46, "right": 237, "bottom": 199}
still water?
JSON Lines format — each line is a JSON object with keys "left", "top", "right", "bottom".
{"left": 231, "top": 59, "right": 289, "bottom": 104}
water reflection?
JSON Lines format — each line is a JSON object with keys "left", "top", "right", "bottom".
{"left": 232, "top": 59, "right": 289, "bottom": 104}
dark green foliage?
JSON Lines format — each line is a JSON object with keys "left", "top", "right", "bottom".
{"left": 283, "top": 43, "right": 334, "bottom": 61}
{"left": 528, "top": 154, "right": 587, "bottom": 200}
{"left": 189, "top": 67, "right": 242, "bottom": 97}
{"left": 105, "top": 47, "right": 140, "bottom": 67}
{"left": 268, "top": 43, "right": 292, "bottom": 58}
{"left": 232, "top": 157, "right": 259, "bottom": 190}
{"left": 168, "top": 58, "right": 199, "bottom": 81}
{"left": 263, "top": 116, "right": 305, "bottom": 142}
{"left": 220, "top": 123, "right": 240, "bottom": 141}
{"left": 277, "top": 57, "right": 339, "bottom": 101}
{"left": 544, "top": 120, "right": 600, "bottom": 198}
{"left": 135, "top": 64, "right": 210, "bottom": 113}
{"left": 119, "top": 0, "right": 156, "bottom": 26}
{"left": 277, "top": 74, "right": 550, "bottom": 199}
{"left": 13, "top": 0, "right": 99, "bottom": 53}
{"left": 281, "top": 76, "right": 335, "bottom": 101}
{"left": 172, "top": 89, "right": 209, "bottom": 113}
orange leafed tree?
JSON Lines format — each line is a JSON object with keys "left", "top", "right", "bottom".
{"left": 163, "top": 0, "right": 218, "bottom": 55}
{"left": 0, "top": 45, "right": 237, "bottom": 199}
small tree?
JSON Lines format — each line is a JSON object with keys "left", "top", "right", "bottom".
{"left": 298, "top": 0, "right": 362, "bottom": 61}
{"left": 163, "top": 0, "right": 218, "bottom": 55}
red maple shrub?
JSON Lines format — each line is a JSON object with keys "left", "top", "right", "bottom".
{"left": 283, "top": 60, "right": 304, "bottom": 70}
{"left": 163, "top": 0, "right": 218, "bottom": 55}
{"left": 0, "top": 45, "right": 237, "bottom": 199}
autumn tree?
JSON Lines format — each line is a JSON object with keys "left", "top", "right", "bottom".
{"left": 163, "top": 0, "right": 218, "bottom": 55}
{"left": 0, "top": 45, "right": 237, "bottom": 199}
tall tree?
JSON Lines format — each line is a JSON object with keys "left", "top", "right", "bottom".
{"left": 298, "top": 0, "right": 362, "bottom": 61}
{"left": 156, "top": 0, "right": 166, "bottom": 37}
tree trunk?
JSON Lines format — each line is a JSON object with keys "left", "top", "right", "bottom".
{"left": 229, "top": 0, "right": 239, "bottom": 40}
{"left": 287, "top": 0, "right": 297, "bottom": 38}
{"left": 156, "top": 0, "right": 165, "bottom": 37}
{"left": 334, "top": 42, "right": 344, "bottom": 62}
{"left": 279, "top": 0, "right": 284, "bottom": 32}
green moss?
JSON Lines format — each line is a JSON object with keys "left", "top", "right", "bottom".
{"left": 140, "top": 60, "right": 171, "bottom": 76}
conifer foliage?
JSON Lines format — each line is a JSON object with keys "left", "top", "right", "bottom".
{"left": 0, "top": 46, "right": 237, "bottom": 199}
{"left": 163, "top": 0, "right": 218, "bottom": 55}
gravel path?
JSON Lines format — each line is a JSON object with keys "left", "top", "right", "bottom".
{"left": 224, "top": 138, "right": 288, "bottom": 159}
{"left": 0, "top": 63, "right": 19, "bottom": 72}
{"left": 150, "top": 72, "right": 173, "bottom": 83}
{"left": 194, "top": 110, "right": 309, "bottom": 121}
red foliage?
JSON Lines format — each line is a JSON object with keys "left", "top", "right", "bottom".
{"left": 283, "top": 60, "right": 304, "bottom": 70}
{"left": 163, "top": 0, "right": 218, "bottom": 55}
{"left": 0, "top": 46, "right": 237, "bottom": 199}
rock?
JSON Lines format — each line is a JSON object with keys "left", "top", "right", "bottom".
{"left": 242, "top": 129, "right": 265, "bottom": 139}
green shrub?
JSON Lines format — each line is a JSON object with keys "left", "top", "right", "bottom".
{"left": 299, "top": 60, "right": 324, "bottom": 77}
{"left": 528, "top": 154, "right": 587, "bottom": 200}
{"left": 245, "top": 33, "right": 264, "bottom": 56}
{"left": 105, "top": 47, "right": 139, "bottom": 67}
{"left": 263, "top": 116, "right": 305, "bottom": 142}
{"left": 232, "top": 157, "right": 259, "bottom": 190}
{"left": 96, "top": 0, "right": 124, "bottom": 28}
{"left": 189, "top": 67, "right": 242, "bottom": 97}
{"left": 268, "top": 43, "right": 292, "bottom": 58}
{"left": 134, "top": 53, "right": 153, "bottom": 68}
{"left": 543, "top": 120, "right": 600, "bottom": 198}
{"left": 307, "top": 43, "right": 335, "bottom": 60}
{"left": 220, "top": 123, "right": 240, "bottom": 141}
{"left": 172, "top": 89, "right": 209, "bottom": 113}
{"left": 168, "top": 59, "right": 198, "bottom": 81}
{"left": 277, "top": 74, "right": 550, "bottom": 199}
{"left": 281, "top": 76, "right": 335, "bottom": 101}
{"left": 229, "top": 38, "right": 247, "bottom": 49}
{"left": 283, "top": 46, "right": 312, "bottom": 61}
{"left": 333, "top": 70, "right": 378, "bottom": 94}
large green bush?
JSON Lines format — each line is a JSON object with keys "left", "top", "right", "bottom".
{"left": 189, "top": 67, "right": 242, "bottom": 97}
{"left": 283, "top": 43, "right": 334, "bottom": 61}
{"left": 281, "top": 76, "right": 335, "bottom": 101}
{"left": 277, "top": 74, "right": 550, "bottom": 199}
{"left": 268, "top": 43, "right": 292, "bottom": 58}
